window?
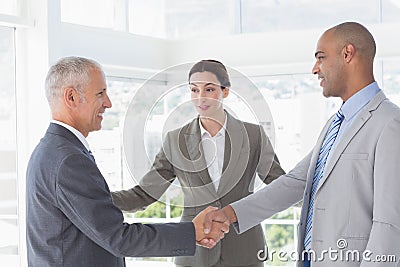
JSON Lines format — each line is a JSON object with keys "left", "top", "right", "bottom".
{"left": 128, "top": 0, "right": 166, "bottom": 38}
{"left": 264, "top": 208, "right": 300, "bottom": 266}
{"left": 0, "top": 0, "right": 18, "bottom": 16}
{"left": 382, "top": 0, "right": 400, "bottom": 23}
{"left": 252, "top": 73, "right": 341, "bottom": 170}
{"left": 0, "top": 26, "right": 18, "bottom": 265}
{"left": 129, "top": 0, "right": 234, "bottom": 38}
{"left": 61, "top": 0, "right": 115, "bottom": 28}
{"left": 59, "top": 0, "right": 400, "bottom": 39}
{"left": 88, "top": 77, "right": 143, "bottom": 190}
{"left": 241, "top": 0, "right": 381, "bottom": 33}
{"left": 383, "top": 59, "right": 400, "bottom": 106}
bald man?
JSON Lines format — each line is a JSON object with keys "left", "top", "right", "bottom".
{"left": 203, "top": 22, "right": 400, "bottom": 266}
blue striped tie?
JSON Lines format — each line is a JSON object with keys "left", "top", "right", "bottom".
{"left": 304, "top": 109, "right": 344, "bottom": 252}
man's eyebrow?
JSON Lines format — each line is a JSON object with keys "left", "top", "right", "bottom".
{"left": 315, "top": 51, "right": 324, "bottom": 58}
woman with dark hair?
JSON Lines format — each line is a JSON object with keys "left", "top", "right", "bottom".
{"left": 112, "top": 59, "right": 285, "bottom": 267}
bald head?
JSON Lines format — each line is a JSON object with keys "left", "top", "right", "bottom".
{"left": 328, "top": 22, "right": 376, "bottom": 64}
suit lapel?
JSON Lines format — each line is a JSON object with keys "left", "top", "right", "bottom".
{"left": 316, "top": 91, "right": 386, "bottom": 192}
{"left": 47, "top": 123, "right": 90, "bottom": 157}
{"left": 221, "top": 130, "right": 231, "bottom": 174}
{"left": 217, "top": 113, "right": 248, "bottom": 196}
{"left": 48, "top": 123, "right": 97, "bottom": 166}
{"left": 183, "top": 118, "right": 217, "bottom": 195}
{"left": 183, "top": 113, "right": 251, "bottom": 197}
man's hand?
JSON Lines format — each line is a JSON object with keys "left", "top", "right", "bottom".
{"left": 192, "top": 206, "right": 230, "bottom": 249}
{"left": 203, "top": 205, "right": 237, "bottom": 235}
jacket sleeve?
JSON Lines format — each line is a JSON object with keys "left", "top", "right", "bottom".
{"left": 112, "top": 133, "right": 176, "bottom": 212}
{"left": 360, "top": 116, "right": 400, "bottom": 266}
{"left": 56, "top": 152, "right": 195, "bottom": 258}
{"left": 256, "top": 125, "right": 286, "bottom": 185}
{"left": 231, "top": 151, "right": 310, "bottom": 234}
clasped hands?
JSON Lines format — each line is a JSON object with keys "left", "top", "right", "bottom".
{"left": 192, "top": 205, "right": 235, "bottom": 249}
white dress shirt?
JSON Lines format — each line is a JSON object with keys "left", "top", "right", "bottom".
{"left": 199, "top": 115, "right": 227, "bottom": 191}
{"left": 51, "top": 120, "right": 91, "bottom": 152}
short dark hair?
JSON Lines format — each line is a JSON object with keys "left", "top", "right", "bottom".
{"left": 188, "top": 59, "right": 231, "bottom": 88}
{"left": 331, "top": 22, "right": 376, "bottom": 63}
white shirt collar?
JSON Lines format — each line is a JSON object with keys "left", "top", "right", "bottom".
{"left": 51, "top": 120, "right": 91, "bottom": 152}
{"left": 199, "top": 113, "right": 227, "bottom": 138}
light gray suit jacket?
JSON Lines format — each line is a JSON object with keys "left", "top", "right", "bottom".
{"left": 231, "top": 91, "right": 400, "bottom": 266}
{"left": 26, "top": 123, "right": 196, "bottom": 267}
{"left": 112, "top": 112, "right": 285, "bottom": 266}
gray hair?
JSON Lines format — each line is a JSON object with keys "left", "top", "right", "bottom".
{"left": 45, "top": 56, "right": 103, "bottom": 107}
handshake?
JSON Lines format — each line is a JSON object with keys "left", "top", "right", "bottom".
{"left": 191, "top": 205, "right": 237, "bottom": 249}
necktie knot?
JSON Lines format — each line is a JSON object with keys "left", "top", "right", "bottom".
{"left": 336, "top": 108, "right": 345, "bottom": 122}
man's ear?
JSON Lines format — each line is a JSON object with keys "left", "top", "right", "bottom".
{"left": 63, "top": 87, "right": 78, "bottom": 108}
{"left": 343, "top": 43, "right": 355, "bottom": 63}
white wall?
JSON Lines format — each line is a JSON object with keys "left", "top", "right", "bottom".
{"left": 53, "top": 23, "right": 169, "bottom": 72}
{"left": 49, "top": 20, "right": 400, "bottom": 78}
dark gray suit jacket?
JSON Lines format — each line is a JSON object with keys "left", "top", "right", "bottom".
{"left": 26, "top": 123, "right": 195, "bottom": 267}
{"left": 112, "top": 112, "right": 285, "bottom": 266}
